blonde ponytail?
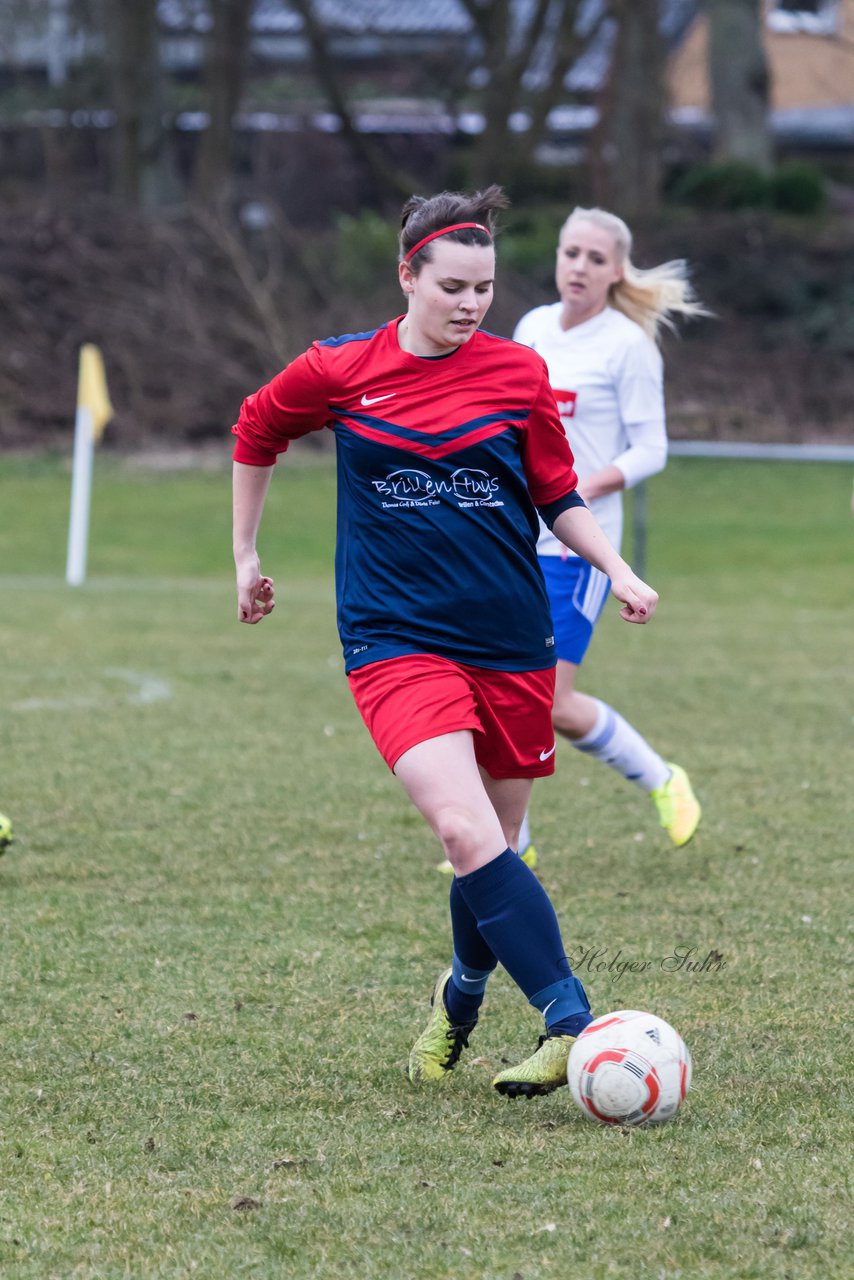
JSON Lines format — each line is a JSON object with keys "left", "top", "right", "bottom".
{"left": 561, "top": 207, "right": 707, "bottom": 343}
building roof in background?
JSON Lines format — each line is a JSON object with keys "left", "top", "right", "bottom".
{"left": 8, "top": 0, "right": 851, "bottom": 147}
{"left": 158, "top": 0, "right": 703, "bottom": 94}
{"left": 157, "top": 0, "right": 471, "bottom": 36}
{"left": 158, "top": 0, "right": 700, "bottom": 55}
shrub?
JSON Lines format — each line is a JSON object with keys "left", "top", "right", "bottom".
{"left": 672, "top": 159, "right": 827, "bottom": 217}
{"left": 671, "top": 161, "right": 772, "bottom": 211}
{"left": 333, "top": 210, "right": 399, "bottom": 296}
{"left": 769, "top": 161, "right": 826, "bottom": 216}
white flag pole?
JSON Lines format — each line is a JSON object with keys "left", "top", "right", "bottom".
{"left": 65, "top": 405, "right": 94, "bottom": 586}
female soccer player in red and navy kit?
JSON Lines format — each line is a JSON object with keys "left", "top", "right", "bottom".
{"left": 231, "top": 187, "right": 658, "bottom": 1098}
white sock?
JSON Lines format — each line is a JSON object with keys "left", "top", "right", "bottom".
{"left": 572, "top": 698, "right": 670, "bottom": 793}
{"left": 517, "top": 811, "right": 532, "bottom": 853}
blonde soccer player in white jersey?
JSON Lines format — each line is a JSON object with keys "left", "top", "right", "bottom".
{"left": 445, "top": 208, "right": 704, "bottom": 869}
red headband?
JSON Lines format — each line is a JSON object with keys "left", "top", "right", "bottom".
{"left": 404, "top": 222, "right": 491, "bottom": 263}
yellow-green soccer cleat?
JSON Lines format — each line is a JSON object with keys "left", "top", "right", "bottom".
{"left": 407, "top": 969, "right": 477, "bottom": 1084}
{"left": 0, "top": 811, "right": 13, "bottom": 855}
{"left": 650, "top": 763, "right": 701, "bottom": 847}
{"left": 520, "top": 843, "right": 538, "bottom": 871}
{"left": 492, "top": 1033, "right": 574, "bottom": 1099}
{"left": 435, "top": 845, "right": 538, "bottom": 875}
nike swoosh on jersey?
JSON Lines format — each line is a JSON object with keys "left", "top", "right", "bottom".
{"left": 360, "top": 392, "right": 396, "bottom": 406}
{"left": 539, "top": 744, "right": 556, "bottom": 761}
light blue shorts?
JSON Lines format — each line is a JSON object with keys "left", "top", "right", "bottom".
{"left": 540, "top": 555, "right": 611, "bottom": 665}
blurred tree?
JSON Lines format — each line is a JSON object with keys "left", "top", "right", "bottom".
{"left": 100, "top": 0, "right": 165, "bottom": 207}
{"left": 592, "top": 0, "right": 666, "bottom": 215}
{"left": 289, "top": 0, "right": 601, "bottom": 200}
{"left": 195, "top": 0, "right": 255, "bottom": 199}
{"left": 459, "top": 0, "right": 596, "bottom": 188}
{"left": 708, "top": 0, "right": 772, "bottom": 170}
{"left": 0, "top": 0, "right": 98, "bottom": 94}
{"left": 290, "top": 0, "right": 418, "bottom": 200}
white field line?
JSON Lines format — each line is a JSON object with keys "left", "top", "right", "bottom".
{"left": 668, "top": 441, "right": 854, "bottom": 462}
{"left": 0, "top": 576, "right": 334, "bottom": 601}
{"left": 10, "top": 669, "right": 173, "bottom": 712}
{"left": 0, "top": 576, "right": 226, "bottom": 592}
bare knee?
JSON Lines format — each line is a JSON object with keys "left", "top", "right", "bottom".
{"left": 437, "top": 803, "right": 512, "bottom": 875}
{"left": 433, "top": 804, "right": 479, "bottom": 860}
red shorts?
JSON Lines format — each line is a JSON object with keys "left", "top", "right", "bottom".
{"left": 348, "top": 653, "right": 557, "bottom": 779}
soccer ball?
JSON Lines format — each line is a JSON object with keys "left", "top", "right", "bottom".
{"left": 0, "top": 811, "right": 12, "bottom": 854}
{"left": 567, "top": 1009, "right": 691, "bottom": 1126}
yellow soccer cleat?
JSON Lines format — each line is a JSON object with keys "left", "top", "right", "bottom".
{"left": 492, "top": 1033, "right": 574, "bottom": 1099}
{"left": 519, "top": 843, "right": 538, "bottom": 871}
{"left": 650, "top": 763, "right": 701, "bottom": 847}
{"left": 407, "top": 969, "right": 476, "bottom": 1084}
{"left": 0, "top": 811, "right": 13, "bottom": 855}
{"left": 435, "top": 844, "right": 538, "bottom": 875}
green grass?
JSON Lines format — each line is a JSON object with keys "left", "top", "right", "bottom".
{"left": 0, "top": 452, "right": 851, "bottom": 1279}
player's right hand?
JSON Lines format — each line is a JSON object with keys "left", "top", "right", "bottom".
{"left": 610, "top": 570, "right": 658, "bottom": 624}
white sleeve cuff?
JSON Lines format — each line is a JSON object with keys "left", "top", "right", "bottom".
{"left": 612, "top": 441, "right": 668, "bottom": 489}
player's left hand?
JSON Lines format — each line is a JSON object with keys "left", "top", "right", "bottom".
{"left": 610, "top": 572, "right": 658, "bottom": 624}
{"left": 236, "top": 563, "right": 276, "bottom": 624}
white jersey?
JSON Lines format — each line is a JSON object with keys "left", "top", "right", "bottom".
{"left": 513, "top": 304, "right": 667, "bottom": 556}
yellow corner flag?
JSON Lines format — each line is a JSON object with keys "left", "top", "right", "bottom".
{"left": 66, "top": 344, "right": 114, "bottom": 584}
{"left": 77, "top": 343, "right": 113, "bottom": 443}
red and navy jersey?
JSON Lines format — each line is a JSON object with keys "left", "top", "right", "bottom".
{"left": 232, "top": 317, "right": 580, "bottom": 673}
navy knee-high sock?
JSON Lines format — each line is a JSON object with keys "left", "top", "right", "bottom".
{"left": 455, "top": 848, "right": 592, "bottom": 1037}
{"left": 444, "top": 878, "right": 497, "bottom": 1025}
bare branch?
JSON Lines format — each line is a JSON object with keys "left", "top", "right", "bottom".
{"left": 290, "top": 0, "right": 419, "bottom": 202}
{"left": 528, "top": 0, "right": 596, "bottom": 146}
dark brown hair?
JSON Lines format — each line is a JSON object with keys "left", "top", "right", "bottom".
{"left": 399, "top": 186, "right": 509, "bottom": 271}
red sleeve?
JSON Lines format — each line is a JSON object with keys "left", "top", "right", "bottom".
{"left": 231, "top": 344, "right": 332, "bottom": 466}
{"left": 521, "top": 360, "right": 579, "bottom": 505}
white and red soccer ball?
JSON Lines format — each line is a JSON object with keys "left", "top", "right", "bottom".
{"left": 567, "top": 1009, "right": 691, "bottom": 1126}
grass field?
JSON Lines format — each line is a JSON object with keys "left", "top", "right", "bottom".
{"left": 0, "top": 452, "right": 851, "bottom": 1279}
